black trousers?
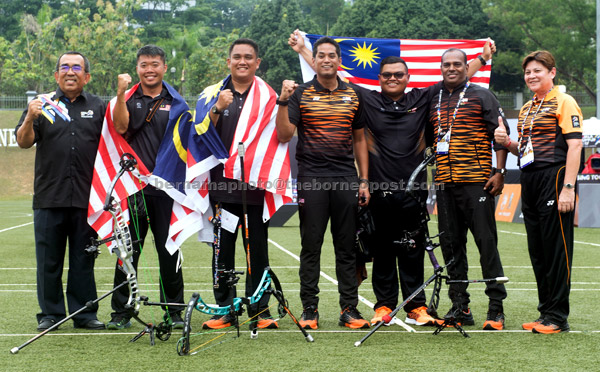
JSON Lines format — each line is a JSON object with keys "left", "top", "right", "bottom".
{"left": 370, "top": 191, "right": 427, "bottom": 312}
{"left": 111, "top": 191, "right": 184, "bottom": 316}
{"left": 210, "top": 202, "right": 271, "bottom": 310}
{"left": 34, "top": 207, "right": 98, "bottom": 324}
{"left": 297, "top": 175, "right": 359, "bottom": 309}
{"left": 521, "top": 164, "right": 573, "bottom": 325}
{"left": 436, "top": 183, "right": 506, "bottom": 312}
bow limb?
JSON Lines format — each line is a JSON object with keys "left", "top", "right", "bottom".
{"left": 109, "top": 198, "right": 140, "bottom": 312}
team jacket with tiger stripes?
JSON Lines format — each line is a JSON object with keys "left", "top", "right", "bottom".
{"left": 428, "top": 79, "right": 507, "bottom": 183}
{"left": 517, "top": 85, "right": 583, "bottom": 172}
{"left": 288, "top": 76, "right": 365, "bottom": 177}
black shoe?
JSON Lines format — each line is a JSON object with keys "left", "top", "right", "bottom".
{"left": 339, "top": 305, "right": 370, "bottom": 329}
{"left": 166, "top": 312, "right": 184, "bottom": 330}
{"left": 299, "top": 305, "right": 319, "bottom": 330}
{"left": 37, "top": 319, "right": 58, "bottom": 332}
{"left": 74, "top": 319, "right": 106, "bottom": 330}
{"left": 444, "top": 305, "right": 475, "bottom": 326}
{"left": 107, "top": 314, "right": 132, "bottom": 330}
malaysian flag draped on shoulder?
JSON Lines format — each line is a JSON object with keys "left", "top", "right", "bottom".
{"left": 148, "top": 83, "right": 229, "bottom": 254}
{"left": 88, "top": 81, "right": 228, "bottom": 257}
{"left": 298, "top": 32, "right": 491, "bottom": 90}
{"left": 195, "top": 75, "right": 293, "bottom": 224}
{"left": 87, "top": 83, "right": 150, "bottom": 250}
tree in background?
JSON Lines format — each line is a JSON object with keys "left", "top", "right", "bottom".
{"left": 61, "top": 0, "right": 142, "bottom": 95}
{"left": 300, "top": 0, "right": 345, "bottom": 35}
{"left": 244, "top": 0, "right": 317, "bottom": 89}
{"left": 2, "top": 4, "right": 61, "bottom": 94}
{"left": 483, "top": 0, "right": 596, "bottom": 103}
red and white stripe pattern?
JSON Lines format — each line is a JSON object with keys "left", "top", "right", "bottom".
{"left": 299, "top": 33, "right": 491, "bottom": 92}
{"left": 87, "top": 87, "right": 149, "bottom": 249}
{"left": 222, "top": 76, "right": 293, "bottom": 221}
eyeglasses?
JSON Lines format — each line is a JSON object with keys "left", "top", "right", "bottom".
{"left": 380, "top": 72, "right": 406, "bottom": 80}
{"left": 58, "top": 64, "right": 83, "bottom": 73}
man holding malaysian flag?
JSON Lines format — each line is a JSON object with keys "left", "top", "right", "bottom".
{"left": 287, "top": 31, "right": 505, "bottom": 330}
{"left": 200, "top": 38, "right": 292, "bottom": 330}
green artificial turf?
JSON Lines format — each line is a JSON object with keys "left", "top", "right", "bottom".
{"left": 0, "top": 200, "right": 599, "bottom": 371}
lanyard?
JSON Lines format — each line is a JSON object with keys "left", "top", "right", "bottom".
{"left": 437, "top": 81, "right": 470, "bottom": 136}
{"left": 518, "top": 90, "right": 549, "bottom": 153}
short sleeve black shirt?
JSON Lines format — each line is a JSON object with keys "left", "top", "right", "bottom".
{"left": 124, "top": 86, "right": 173, "bottom": 173}
{"left": 16, "top": 89, "right": 105, "bottom": 209}
{"left": 360, "top": 83, "right": 441, "bottom": 187}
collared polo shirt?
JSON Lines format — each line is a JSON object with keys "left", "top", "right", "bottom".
{"left": 428, "top": 80, "right": 506, "bottom": 184}
{"left": 16, "top": 88, "right": 105, "bottom": 209}
{"left": 361, "top": 83, "right": 440, "bottom": 187}
{"left": 124, "top": 85, "right": 173, "bottom": 173}
{"left": 288, "top": 76, "right": 365, "bottom": 177}
{"left": 517, "top": 86, "right": 583, "bottom": 172}
{"left": 209, "top": 80, "right": 265, "bottom": 205}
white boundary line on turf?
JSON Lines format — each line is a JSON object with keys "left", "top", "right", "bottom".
{"left": 430, "top": 220, "right": 600, "bottom": 247}
{"left": 268, "top": 238, "right": 416, "bottom": 333}
{"left": 0, "top": 221, "right": 33, "bottom": 233}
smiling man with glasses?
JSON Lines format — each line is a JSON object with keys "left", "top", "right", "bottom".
{"left": 15, "top": 51, "right": 106, "bottom": 331}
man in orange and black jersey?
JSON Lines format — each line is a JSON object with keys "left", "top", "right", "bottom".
{"left": 276, "top": 37, "right": 371, "bottom": 330}
{"left": 428, "top": 48, "right": 509, "bottom": 330}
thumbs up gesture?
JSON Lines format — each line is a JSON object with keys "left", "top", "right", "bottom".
{"left": 494, "top": 116, "right": 510, "bottom": 147}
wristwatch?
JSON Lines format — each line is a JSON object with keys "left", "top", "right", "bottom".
{"left": 563, "top": 183, "right": 575, "bottom": 190}
{"left": 478, "top": 55, "right": 487, "bottom": 66}
{"left": 495, "top": 168, "right": 507, "bottom": 176}
{"left": 211, "top": 105, "right": 222, "bottom": 115}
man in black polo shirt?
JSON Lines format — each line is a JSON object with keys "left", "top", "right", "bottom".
{"left": 277, "top": 37, "right": 371, "bottom": 330}
{"left": 201, "top": 38, "right": 279, "bottom": 330}
{"left": 16, "top": 51, "right": 106, "bottom": 331}
{"left": 107, "top": 45, "right": 184, "bottom": 330}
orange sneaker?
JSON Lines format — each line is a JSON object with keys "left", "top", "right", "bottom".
{"left": 202, "top": 314, "right": 234, "bottom": 329}
{"left": 339, "top": 305, "right": 370, "bottom": 329}
{"left": 371, "top": 306, "right": 393, "bottom": 325}
{"left": 522, "top": 318, "right": 544, "bottom": 331}
{"left": 482, "top": 311, "right": 505, "bottom": 330}
{"left": 405, "top": 306, "right": 443, "bottom": 326}
{"left": 256, "top": 310, "right": 279, "bottom": 329}
{"left": 532, "top": 320, "right": 569, "bottom": 334}
{"left": 299, "top": 305, "right": 319, "bottom": 330}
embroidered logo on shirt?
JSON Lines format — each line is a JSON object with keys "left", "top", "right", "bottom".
{"left": 80, "top": 110, "right": 94, "bottom": 118}
{"left": 159, "top": 104, "right": 171, "bottom": 111}
{"left": 313, "top": 97, "right": 320, "bottom": 101}
{"left": 407, "top": 107, "right": 417, "bottom": 113}
{"left": 342, "top": 96, "right": 352, "bottom": 103}
{"left": 572, "top": 116, "right": 581, "bottom": 128}
{"left": 136, "top": 102, "right": 142, "bottom": 109}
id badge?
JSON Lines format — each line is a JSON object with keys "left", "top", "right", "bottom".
{"left": 436, "top": 129, "right": 451, "bottom": 155}
{"left": 220, "top": 208, "right": 240, "bottom": 233}
{"left": 519, "top": 138, "right": 534, "bottom": 168}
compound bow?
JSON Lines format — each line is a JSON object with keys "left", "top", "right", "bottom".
{"left": 177, "top": 266, "right": 313, "bottom": 356}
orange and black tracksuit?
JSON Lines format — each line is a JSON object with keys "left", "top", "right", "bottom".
{"left": 518, "top": 86, "right": 582, "bottom": 326}
{"left": 428, "top": 80, "right": 507, "bottom": 313}
{"left": 288, "top": 76, "right": 364, "bottom": 310}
